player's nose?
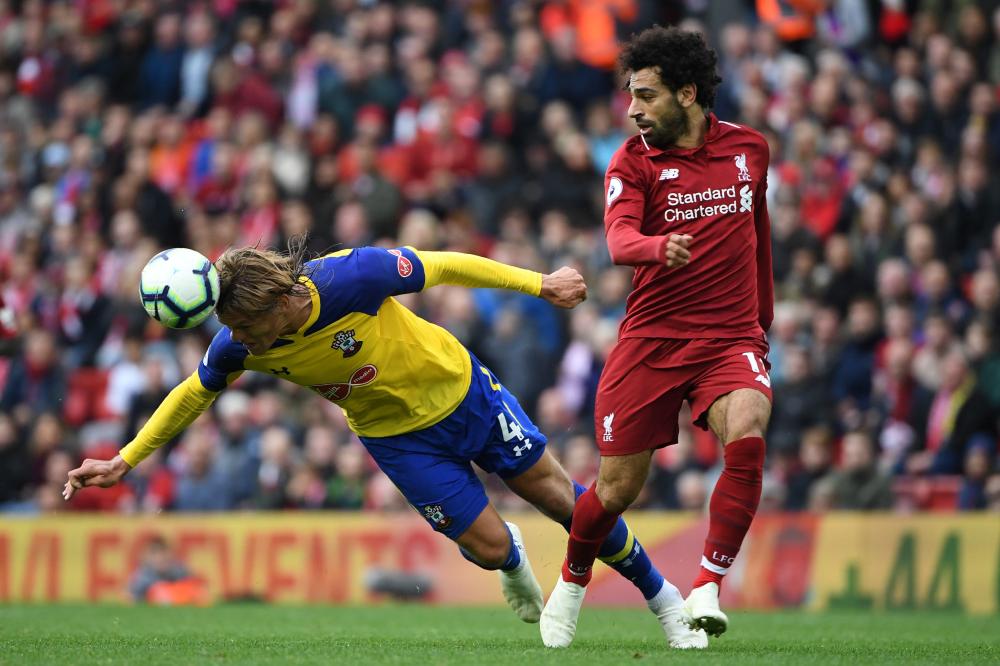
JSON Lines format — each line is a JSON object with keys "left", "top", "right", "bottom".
{"left": 627, "top": 99, "right": 642, "bottom": 119}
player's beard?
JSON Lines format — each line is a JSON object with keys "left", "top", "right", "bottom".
{"left": 645, "top": 99, "right": 690, "bottom": 149}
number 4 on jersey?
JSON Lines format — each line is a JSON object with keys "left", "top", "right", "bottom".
{"left": 743, "top": 352, "right": 771, "bottom": 388}
{"left": 497, "top": 404, "right": 532, "bottom": 457}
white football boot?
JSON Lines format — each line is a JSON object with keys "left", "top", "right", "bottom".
{"left": 498, "top": 522, "right": 544, "bottom": 623}
{"left": 646, "top": 581, "right": 708, "bottom": 649}
{"left": 539, "top": 576, "right": 587, "bottom": 648}
{"left": 685, "top": 582, "right": 729, "bottom": 637}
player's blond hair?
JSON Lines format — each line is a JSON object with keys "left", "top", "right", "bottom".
{"left": 215, "top": 236, "right": 312, "bottom": 318}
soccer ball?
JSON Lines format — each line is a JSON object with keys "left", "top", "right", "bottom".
{"left": 139, "top": 248, "right": 220, "bottom": 329}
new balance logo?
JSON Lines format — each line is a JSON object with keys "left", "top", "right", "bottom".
{"left": 739, "top": 184, "right": 753, "bottom": 213}
{"left": 659, "top": 168, "right": 679, "bottom": 180}
{"left": 602, "top": 412, "right": 615, "bottom": 442}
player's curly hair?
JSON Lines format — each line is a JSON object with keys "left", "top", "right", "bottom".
{"left": 215, "top": 235, "right": 314, "bottom": 318}
{"left": 619, "top": 26, "right": 722, "bottom": 110}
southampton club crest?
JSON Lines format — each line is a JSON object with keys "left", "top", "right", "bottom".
{"left": 422, "top": 504, "right": 452, "bottom": 531}
{"left": 332, "top": 329, "right": 363, "bottom": 358}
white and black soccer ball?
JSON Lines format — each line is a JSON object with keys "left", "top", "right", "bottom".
{"left": 139, "top": 248, "right": 220, "bottom": 329}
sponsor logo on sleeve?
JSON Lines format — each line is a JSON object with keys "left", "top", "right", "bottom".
{"left": 388, "top": 249, "right": 413, "bottom": 277}
{"left": 606, "top": 176, "right": 623, "bottom": 206}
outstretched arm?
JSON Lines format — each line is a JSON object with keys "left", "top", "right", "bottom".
{"left": 416, "top": 250, "right": 587, "bottom": 308}
{"left": 63, "top": 371, "right": 225, "bottom": 500}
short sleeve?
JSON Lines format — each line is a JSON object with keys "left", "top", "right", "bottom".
{"left": 197, "top": 328, "right": 248, "bottom": 391}
{"left": 351, "top": 246, "right": 427, "bottom": 307}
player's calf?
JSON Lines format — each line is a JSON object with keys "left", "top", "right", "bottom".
{"left": 692, "top": 434, "right": 765, "bottom": 591}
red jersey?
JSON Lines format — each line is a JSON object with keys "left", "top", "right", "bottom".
{"left": 604, "top": 113, "right": 774, "bottom": 340}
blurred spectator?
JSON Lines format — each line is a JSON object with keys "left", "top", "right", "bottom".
{"left": 985, "top": 475, "right": 1000, "bottom": 512}
{"left": 326, "top": 441, "right": 369, "bottom": 510}
{"left": 214, "top": 390, "right": 260, "bottom": 509}
{"left": 831, "top": 297, "right": 881, "bottom": 422}
{"left": 1, "top": 329, "right": 65, "bottom": 425}
{"left": 958, "top": 441, "right": 995, "bottom": 510}
{"left": 129, "top": 536, "right": 207, "bottom": 605}
{"left": 124, "top": 448, "right": 175, "bottom": 513}
{"left": 255, "top": 426, "right": 297, "bottom": 509}
{"left": 784, "top": 426, "right": 834, "bottom": 511}
{"left": 769, "top": 344, "right": 831, "bottom": 453}
{"left": 172, "top": 428, "right": 229, "bottom": 512}
{"left": 0, "top": 413, "right": 28, "bottom": 506}
{"left": 646, "top": 420, "right": 703, "bottom": 509}
{"left": 676, "top": 470, "right": 708, "bottom": 511}
{"left": 908, "top": 349, "right": 997, "bottom": 475}
{"left": 829, "top": 431, "right": 895, "bottom": 510}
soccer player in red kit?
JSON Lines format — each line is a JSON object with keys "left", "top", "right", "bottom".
{"left": 540, "top": 26, "right": 774, "bottom": 648}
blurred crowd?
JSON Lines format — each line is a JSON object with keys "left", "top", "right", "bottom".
{"left": 1, "top": 0, "right": 999, "bottom": 517}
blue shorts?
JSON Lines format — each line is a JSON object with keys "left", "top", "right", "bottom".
{"left": 360, "top": 353, "right": 547, "bottom": 540}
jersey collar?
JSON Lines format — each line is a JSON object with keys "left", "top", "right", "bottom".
{"left": 295, "top": 276, "right": 322, "bottom": 335}
{"left": 636, "top": 112, "right": 720, "bottom": 157}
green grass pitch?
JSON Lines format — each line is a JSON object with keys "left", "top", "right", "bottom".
{"left": 1, "top": 605, "right": 998, "bottom": 665}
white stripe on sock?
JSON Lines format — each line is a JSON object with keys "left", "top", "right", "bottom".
{"left": 700, "top": 556, "right": 730, "bottom": 576}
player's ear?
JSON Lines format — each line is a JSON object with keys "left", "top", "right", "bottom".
{"left": 676, "top": 83, "right": 697, "bottom": 108}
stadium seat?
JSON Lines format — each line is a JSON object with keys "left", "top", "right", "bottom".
{"left": 63, "top": 368, "right": 113, "bottom": 426}
{"left": 892, "top": 475, "right": 962, "bottom": 512}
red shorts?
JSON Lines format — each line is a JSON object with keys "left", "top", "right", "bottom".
{"left": 594, "top": 336, "right": 772, "bottom": 456}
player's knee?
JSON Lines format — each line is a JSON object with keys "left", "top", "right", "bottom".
{"left": 725, "top": 414, "right": 767, "bottom": 442}
{"left": 528, "top": 474, "right": 577, "bottom": 522}
{"left": 595, "top": 478, "right": 641, "bottom": 514}
{"left": 461, "top": 535, "right": 511, "bottom": 570}
{"left": 726, "top": 422, "right": 765, "bottom": 442}
{"left": 723, "top": 391, "right": 771, "bottom": 443}
{"left": 548, "top": 478, "right": 578, "bottom": 520}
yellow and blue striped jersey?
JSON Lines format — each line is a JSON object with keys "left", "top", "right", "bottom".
{"left": 119, "top": 247, "right": 542, "bottom": 467}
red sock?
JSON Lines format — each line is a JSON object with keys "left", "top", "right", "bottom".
{"left": 693, "top": 436, "right": 765, "bottom": 590}
{"left": 562, "top": 486, "right": 620, "bottom": 586}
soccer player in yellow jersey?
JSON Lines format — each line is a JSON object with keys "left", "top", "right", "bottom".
{"left": 63, "top": 238, "right": 706, "bottom": 648}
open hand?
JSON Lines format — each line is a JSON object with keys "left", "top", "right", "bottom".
{"left": 540, "top": 266, "right": 587, "bottom": 308}
{"left": 63, "top": 455, "right": 131, "bottom": 501}
{"left": 664, "top": 234, "right": 693, "bottom": 269}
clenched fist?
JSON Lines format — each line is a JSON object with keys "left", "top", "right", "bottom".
{"left": 664, "top": 234, "right": 693, "bottom": 269}
{"left": 540, "top": 266, "right": 587, "bottom": 308}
